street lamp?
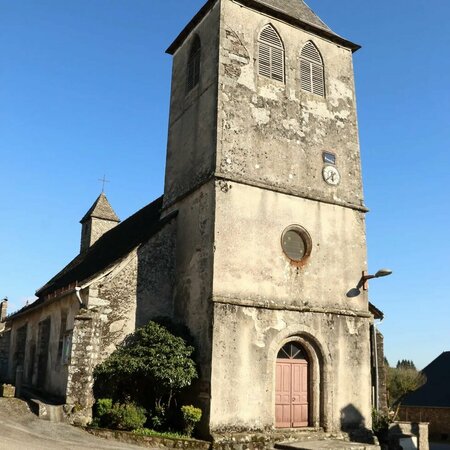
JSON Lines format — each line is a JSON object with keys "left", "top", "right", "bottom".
{"left": 359, "top": 268, "right": 393, "bottom": 290}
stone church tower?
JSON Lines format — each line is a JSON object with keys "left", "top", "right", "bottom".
{"left": 163, "top": 0, "right": 372, "bottom": 439}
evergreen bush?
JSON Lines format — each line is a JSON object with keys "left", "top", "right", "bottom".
{"left": 181, "top": 405, "right": 202, "bottom": 437}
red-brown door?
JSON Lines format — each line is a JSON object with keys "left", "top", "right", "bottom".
{"left": 275, "top": 343, "right": 309, "bottom": 428}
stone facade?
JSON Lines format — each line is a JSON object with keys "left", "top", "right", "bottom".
{"left": 163, "top": 0, "right": 374, "bottom": 437}
{"left": 1, "top": 0, "right": 383, "bottom": 443}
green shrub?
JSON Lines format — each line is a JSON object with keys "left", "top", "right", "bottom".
{"left": 93, "top": 399, "right": 146, "bottom": 431}
{"left": 94, "top": 320, "right": 197, "bottom": 412}
{"left": 93, "top": 320, "right": 198, "bottom": 431}
{"left": 109, "top": 403, "right": 147, "bottom": 431}
{"left": 150, "top": 404, "right": 166, "bottom": 430}
{"left": 181, "top": 405, "right": 202, "bottom": 437}
{"left": 96, "top": 398, "right": 113, "bottom": 418}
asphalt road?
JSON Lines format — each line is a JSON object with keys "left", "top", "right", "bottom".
{"left": 0, "top": 397, "right": 149, "bottom": 450}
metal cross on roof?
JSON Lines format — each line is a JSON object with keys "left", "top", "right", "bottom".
{"left": 98, "top": 175, "right": 110, "bottom": 193}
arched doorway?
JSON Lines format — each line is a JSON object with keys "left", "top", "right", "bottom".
{"left": 275, "top": 342, "right": 309, "bottom": 428}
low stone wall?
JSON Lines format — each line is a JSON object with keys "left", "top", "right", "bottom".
{"left": 400, "top": 406, "right": 450, "bottom": 440}
{"left": 211, "top": 429, "right": 361, "bottom": 450}
{"left": 86, "top": 428, "right": 210, "bottom": 449}
{"left": 388, "top": 421, "right": 428, "bottom": 450}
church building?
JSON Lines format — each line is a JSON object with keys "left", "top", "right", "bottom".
{"left": 0, "top": 0, "right": 384, "bottom": 446}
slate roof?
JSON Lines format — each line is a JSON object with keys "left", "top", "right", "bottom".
{"left": 34, "top": 195, "right": 176, "bottom": 300}
{"left": 402, "top": 352, "right": 450, "bottom": 408}
{"left": 6, "top": 196, "right": 176, "bottom": 320}
{"left": 0, "top": 195, "right": 178, "bottom": 322}
{"left": 80, "top": 192, "right": 120, "bottom": 223}
{"left": 167, "top": 0, "right": 360, "bottom": 55}
{"left": 253, "top": 0, "right": 333, "bottom": 33}
{"left": 369, "top": 302, "right": 384, "bottom": 320}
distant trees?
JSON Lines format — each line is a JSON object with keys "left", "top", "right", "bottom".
{"left": 396, "top": 359, "right": 416, "bottom": 370}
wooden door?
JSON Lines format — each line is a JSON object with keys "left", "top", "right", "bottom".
{"left": 275, "top": 342, "right": 309, "bottom": 428}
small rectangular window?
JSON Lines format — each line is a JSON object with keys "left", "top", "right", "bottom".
{"left": 323, "top": 152, "right": 336, "bottom": 165}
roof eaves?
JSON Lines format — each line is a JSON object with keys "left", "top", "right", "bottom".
{"left": 166, "top": 0, "right": 360, "bottom": 55}
{"left": 369, "top": 302, "right": 384, "bottom": 320}
{"left": 166, "top": 0, "right": 217, "bottom": 55}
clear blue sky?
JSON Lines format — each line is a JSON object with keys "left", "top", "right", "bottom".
{"left": 1, "top": 0, "right": 449, "bottom": 370}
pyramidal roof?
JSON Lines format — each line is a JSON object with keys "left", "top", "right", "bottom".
{"left": 252, "top": 0, "right": 333, "bottom": 33}
{"left": 167, "top": 0, "right": 360, "bottom": 55}
{"left": 80, "top": 192, "right": 120, "bottom": 223}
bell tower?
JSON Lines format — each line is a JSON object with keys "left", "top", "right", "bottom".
{"left": 164, "top": 0, "right": 373, "bottom": 439}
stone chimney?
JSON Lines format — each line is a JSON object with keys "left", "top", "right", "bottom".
{"left": 0, "top": 298, "right": 8, "bottom": 322}
{"left": 80, "top": 193, "right": 120, "bottom": 253}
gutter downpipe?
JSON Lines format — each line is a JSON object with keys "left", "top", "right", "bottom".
{"left": 75, "top": 287, "right": 84, "bottom": 307}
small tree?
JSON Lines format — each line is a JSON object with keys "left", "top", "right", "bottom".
{"left": 94, "top": 320, "right": 198, "bottom": 425}
{"left": 387, "top": 364, "right": 426, "bottom": 419}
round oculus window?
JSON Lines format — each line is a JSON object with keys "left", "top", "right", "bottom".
{"left": 281, "top": 226, "right": 311, "bottom": 262}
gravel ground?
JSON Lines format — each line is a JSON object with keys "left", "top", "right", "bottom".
{"left": 0, "top": 397, "right": 150, "bottom": 450}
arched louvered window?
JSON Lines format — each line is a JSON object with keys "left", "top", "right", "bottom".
{"left": 258, "top": 24, "right": 284, "bottom": 83}
{"left": 187, "top": 36, "right": 201, "bottom": 92}
{"left": 300, "top": 41, "right": 325, "bottom": 97}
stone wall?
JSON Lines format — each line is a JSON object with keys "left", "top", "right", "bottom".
{"left": 163, "top": 1, "right": 220, "bottom": 206}
{"left": 89, "top": 254, "right": 138, "bottom": 362}
{"left": 65, "top": 311, "right": 101, "bottom": 425}
{"left": 6, "top": 294, "right": 79, "bottom": 397}
{"left": 389, "top": 421, "right": 429, "bottom": 450}
{"left": 216, "top": 0, "right": 364, "bottom": 210}
{"left": 400, "top": 406, "right": 450, "bottom": 440}
{"left": 0, "top": 329, "right": 11, "bottom": 381}
{"left": 136, "top": 220, "right": 177, "bottom": 327}
{"left": 375, "top": 331, "right": 387, "bottom": 413}
{"left": 371, "top": 328, "right": 387, "bottom": 413}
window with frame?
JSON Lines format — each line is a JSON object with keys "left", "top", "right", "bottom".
{"left": 186, "top": 35, "right": 201, "bottom": 92}
{"left": 300, "top": 41, "right": 325, "bottom": 97}
{"left": 258, "top": 24, "right": 285, "bottom": 83}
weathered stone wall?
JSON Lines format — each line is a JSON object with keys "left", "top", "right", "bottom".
{"left": 166, "top": 181, "right": 216, "bottom": 432}
{"left": 80, "top": 217, "right": 118, "bottom": 253}
{"left": 0, "top": 299, "right": 8, "bottom": 322}
{"left": 213, "top": 182, "right": 368, "bottom": 312}
{"left": 0, "top": 329, "right": 11, "bottom": 381}
{"left": 66, "top": 311, "right": 101, "bottom": 425}
{"left": 161, "top": 0, "right": 370, "bottom": 437}
{"left": 216, "top": 0, "right": 364, "bottom": 210}
{"left": 210, "top": 303, "right": 372, "bottom": 433}
{"left": 400, "top": 407, "right": 450, "bottom": 439}
{"left": 163, "top": 1, "right": 220, "bottom": 207}
{"left": 6, "top": 294, "right": 80, "bottom": 397}
{"left": 136, "top": 220, "right": 177, "bottom": 327}
{"left": 89, "top": 254, "right": 138, "bottom": 361}
{"left": 389, "top": 421, "right": 429, "bottom": 450}
{"left": 373, "top": 329, "right": 388, "bottom": 413}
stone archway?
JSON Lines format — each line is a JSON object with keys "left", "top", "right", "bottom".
{"left": 268, "top": 327, "right": 331, "bottom": 431}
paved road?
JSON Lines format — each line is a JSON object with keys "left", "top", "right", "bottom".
{"left": 430, "top": 444, "right": 450, "bottom": 450}
{"left": 0, "top": 397, "right": 150, "bottom": 450}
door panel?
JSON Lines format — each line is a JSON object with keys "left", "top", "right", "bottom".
{"left": 276, "top": 359, "right": 309, "bottom": 428}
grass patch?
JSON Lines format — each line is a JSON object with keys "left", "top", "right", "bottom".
{"left": 133, "top": 428, "right": 191, "bottom": 440}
